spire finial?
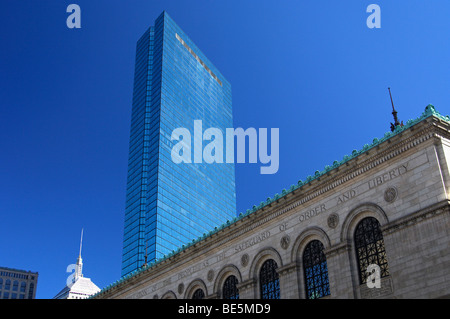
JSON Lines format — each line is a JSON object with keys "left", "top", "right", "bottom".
{"left": 79, "top": 228, "right": 83, "bottom": 258}
{"left": 75, "top": 228, "right": 84, "bottom": 280}
{"left": 388, "top": 87, "right": 403, "bottom": 131}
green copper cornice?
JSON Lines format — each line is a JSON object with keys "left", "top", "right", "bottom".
{"left": 91, "top": 104, "right": 449, "bottom": 299}
{"left": 241, "top": 104, "right": 448, "bottom": 217}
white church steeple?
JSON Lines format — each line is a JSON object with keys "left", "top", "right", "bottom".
{"left": 75, "top": 228, "right": 83, "bottom": 280}
{"left": 53, "top": 228, "right": 100, "bottom": 299}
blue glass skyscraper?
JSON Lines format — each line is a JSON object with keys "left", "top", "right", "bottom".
{"left": 121, "top": 11, "right": 236, "bottom": 277}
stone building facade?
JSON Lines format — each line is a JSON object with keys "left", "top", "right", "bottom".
{"left": 94, "top": 105, "right": 450, "bottom": 299}
{"left": 0, "top": 267, "right": 38, "bottom": 299}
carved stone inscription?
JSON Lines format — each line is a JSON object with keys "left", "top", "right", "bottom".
{"left": 128, "top": 154, "right": 427, "bottom": 299}
{"left": 368, "top": 163, "right": 408, "bottom": 189}
{"left": 234, "top": 231, "right": 271, "bottom": 253}
{"left": 337, "top": 189, "right": 356, "bottom": 205}
{"left": 298, "top": 204, "right": 326, "bottom": 223}
{"left": 178, "top": 261, "right": 209, "bottom": 280}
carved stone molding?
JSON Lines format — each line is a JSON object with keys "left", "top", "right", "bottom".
{"left": 324, "top": 243, "right": 351, "bottom": 258}
{"left": 207, "top": 270, "right": 214, "bottom": 282}
{"left": 382, "top": 201, "right": 450, "bottom": 235}
{"left": 177, "top": 283, "right": 184, "bottom": 294}
{"left": 276, "top": 262, "right": 299, "bottom": 276}
{"left": 236, "top": 278, "right": 256, "bottom": 291}
{"left": 384, "top": 186, "right": 398, "bottom": 203}
{"left": 280, "top": 235, "right": 290, "bottom": 250}
{"left": 327, "top": 213, "right": 339, "bottom": 229}
{"left": 241, "top": 254, "right": 249, "bottom": 267}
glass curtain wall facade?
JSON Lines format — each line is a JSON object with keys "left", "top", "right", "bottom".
{"left": 121, "top": 11, "right": 236, "bottom": 277}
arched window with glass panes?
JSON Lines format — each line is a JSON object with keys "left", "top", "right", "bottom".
{"left": 259, "top": 259, "right": 280, "bottom": 299}
{"left": 303, "top": 240, "right": 331, "bottom": 299}
{"left": 222, "top": 275, "right": 239, "bottom": 299}
{"left": 354, "top": 217, "right": 390, "bottom": 284}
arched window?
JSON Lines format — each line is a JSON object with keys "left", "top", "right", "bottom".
{"left": 12, "top": 280, "right": 18, "bottom": 291}
{"left": 259, "top": 259, "right": 280, "bottom": 299}
{"left": 354, "top": 217, "right": 389, "bottom": 284}
{"left": 222, "top": 275, "right": 239, "bottom": 299}
{"left": 192, "top": 288, "right": 205, "bottom": 299}
{"left": 0, "top": 278, "right": 3, "bottom": 290}
{"left": 20, "top": 282, "right": 26, "bottom": 293}
{"left": 303, "top": 240, "right": 330, "bottom": 299}
{"left": 5, "top": 279, "right": 11, "bottom": 290}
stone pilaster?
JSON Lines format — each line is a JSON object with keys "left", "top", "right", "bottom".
{"left": 324, "top": 243, "right": 355, "bottom": 299}
{"left": 236, "top": 278, "right": 257, "bottom": 299}
{"left": 277, "top": 262, "right": 300, "bottom": 299}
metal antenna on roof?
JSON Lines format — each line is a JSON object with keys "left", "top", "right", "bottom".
{"left": 143, "top": 241, "right": 148, "bottom": 267}
{"left": 389, "top": 87, "right": 403, "bottom": 131}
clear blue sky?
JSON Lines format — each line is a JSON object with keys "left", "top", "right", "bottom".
{"left": 1, "top": 1, "right": 449, "bottom": 299}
